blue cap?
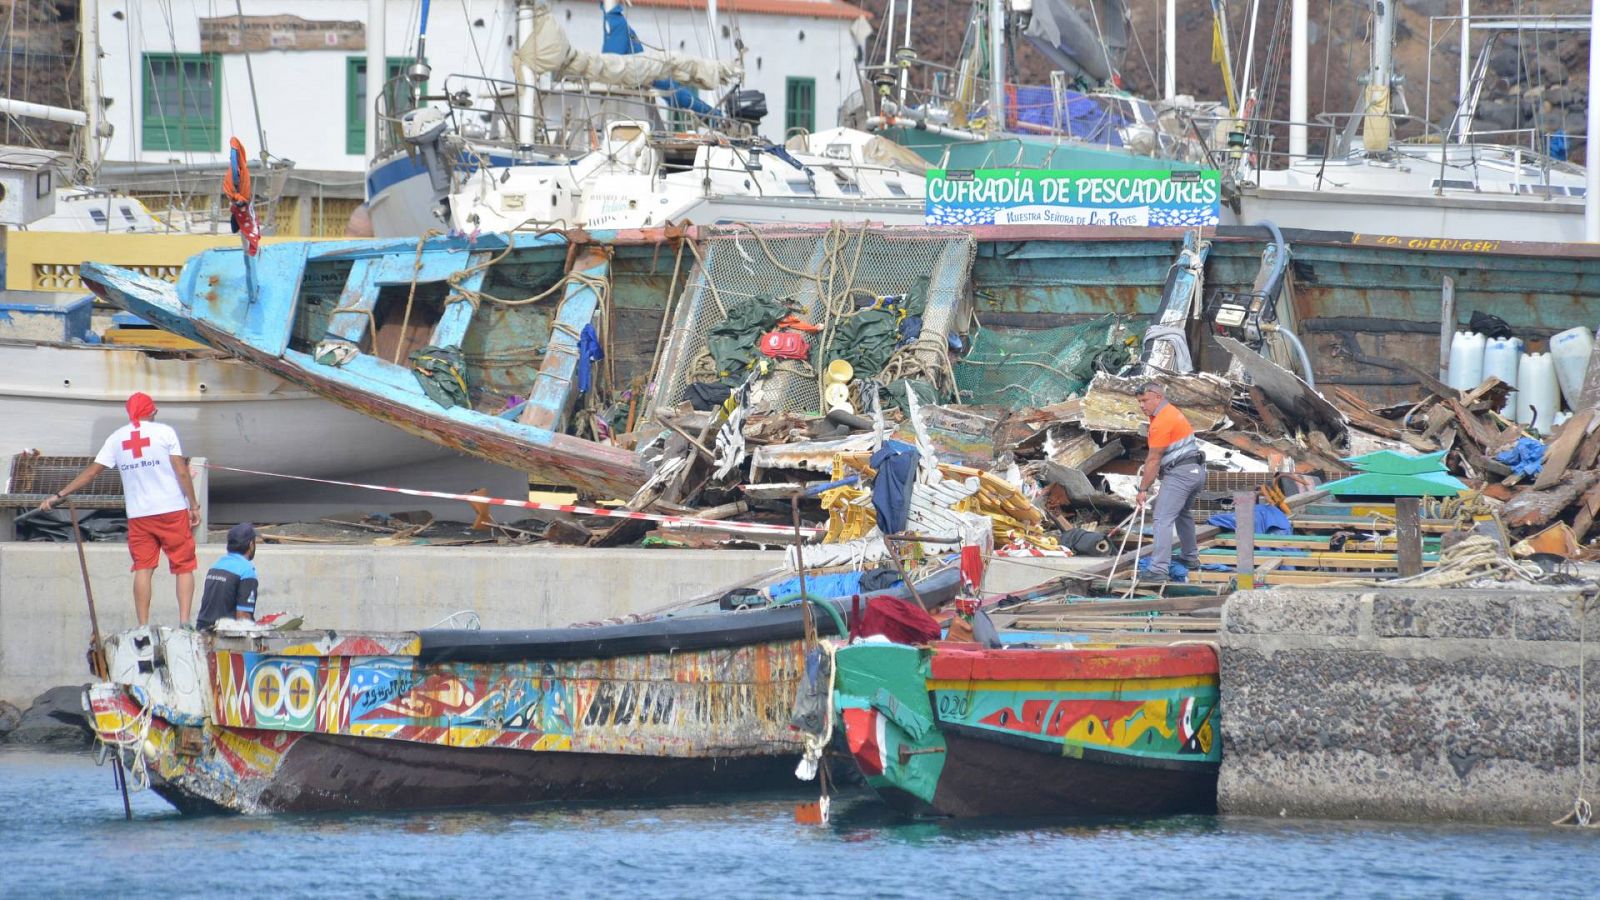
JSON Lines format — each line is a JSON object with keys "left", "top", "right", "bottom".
{"left": 226, "top": 522, "right": 257, "bottom": 553}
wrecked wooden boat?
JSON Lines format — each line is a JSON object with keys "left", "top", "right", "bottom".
{"left": 78, "top": 232, "right": 655, "bottom": 498}
{"left": 824, "top": 641, "right": 1220, "bottom": 818}
{"left": 76, "top": 222, "right": 1600, "bottom": 529}
{"left": 84, "top": 567, "right": 960, "bottom": 814}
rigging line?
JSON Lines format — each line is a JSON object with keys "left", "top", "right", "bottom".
{"left": 2, "top": 1, "right": 15, "bottom": 145}
{"left": 1127, "top": 6, "right": 1160, "bottom": 97}
{"left": 151, "top": 0, "right": 194, "bottom": 211}
{"left": 232, "top": 0, "right": 270, "bottom": 160}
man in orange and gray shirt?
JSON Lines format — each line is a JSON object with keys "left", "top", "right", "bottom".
{"left": 1135, "top": 382, "right": 1206, "bottom": 583}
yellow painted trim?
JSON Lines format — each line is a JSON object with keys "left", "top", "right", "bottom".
{"left": 6, "top": 230, "right": 341, "bottom": 292}
{"left": 927, "top": 675, "right": 1216, "bottom": 693}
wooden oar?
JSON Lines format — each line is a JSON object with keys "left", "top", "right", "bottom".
{"left": 67, "top": 500, "right": 132, "bottom": 821}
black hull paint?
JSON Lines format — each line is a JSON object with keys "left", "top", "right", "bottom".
{"left": 875, "top": 730, "right": 1218, "bottom": 819}
{"left": 161, "top": 733, "right": 801, "bottom": 814}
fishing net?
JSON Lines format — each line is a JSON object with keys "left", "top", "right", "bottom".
{"left": 954, "top": 316, "right": 1143, "bottom": 407}
{"left": 652, "top": 225, "right": 976, "bottom": 416}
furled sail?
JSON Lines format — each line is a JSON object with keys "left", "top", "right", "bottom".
{"left": 1021, "top": 0, "right": 1129, "bottom": 85}
{"left": 515, "top": 3, "right": 741, "bottom": 90}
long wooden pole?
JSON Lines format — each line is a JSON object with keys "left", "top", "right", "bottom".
{"left": 68, "top": 501, "right": 132, "bottom": 820}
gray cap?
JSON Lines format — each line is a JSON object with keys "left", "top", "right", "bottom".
{"left": 226, "top": 522, "right": 257, "bottom": 553}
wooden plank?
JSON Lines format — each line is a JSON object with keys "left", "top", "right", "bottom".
{"left": 1438, "top": 275, "right": 1455, "bottom": 383}
{"left": 1234, "top": 491, "right": 1256, "bottom": 590}
{"left": 1395, "top": 497, "right": 1422, "bottom": 577}
{"left": 1532, "top": 408, "right": 1596, "bottom": 490}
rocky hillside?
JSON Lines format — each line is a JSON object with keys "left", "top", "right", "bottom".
{"left": 0, "top": 1, "right": 80, "bottom": 152}
{"left": 855, "top": 0, "right": 1590, "bottom": 158}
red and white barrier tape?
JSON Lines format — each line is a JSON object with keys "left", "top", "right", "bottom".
{"left": 199, "top": 463, "right": 824, "bottom": 537}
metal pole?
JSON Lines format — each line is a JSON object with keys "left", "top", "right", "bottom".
{"left": 81, "top": 0, "right": 101, "bottom": 176}
{"left": 988, "top": 0, "right": 1006, "bottom": 133}
{"left": 1165, "top": 0, "right": 1177, "bottom": 101}
{"left": 0, "top": 97, "right": 87, "bottom": 126}
{"left": 515, "top": 0, "right": 536, "bottom": 145}
{"left": 365, "top": 0, "right": 387, "bottom": 160}
{"left": 1586, "top": 0, "right": 1599, "bottom": 241}
{"left": 1290, "top": 0, "right": 1308, "bottom": 158}
{"left": 1459, "top": 0, "right": 1472, "bottom": 125}
{"left": 1240, "top": 0, "right": 1262, "bottom": 104}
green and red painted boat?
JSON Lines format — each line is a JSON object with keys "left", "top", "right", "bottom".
{"left": 829, "top": 641, "right": 1221, "bottom": 818}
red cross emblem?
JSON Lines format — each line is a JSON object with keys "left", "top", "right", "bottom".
{"left": 122, "top": 429, "right": 151, "bottom": 459}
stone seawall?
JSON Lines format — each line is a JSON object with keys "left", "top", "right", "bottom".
{"left": 1220, "top": 587, "right": 1600, "bottom": 825}
{"left": 0, "top": 544, "right": 785, "bottom": 707}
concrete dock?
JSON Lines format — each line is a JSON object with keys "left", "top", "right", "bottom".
{"left": 1220, "top": 587, "right": 1600, "bottom": 825}
{"left": 0, "top": 543, "right": 785, "bottom": 706}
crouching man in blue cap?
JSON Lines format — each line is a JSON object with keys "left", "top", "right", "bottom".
{"left": 196, "top": 523, "right": 259, "bottom": 632}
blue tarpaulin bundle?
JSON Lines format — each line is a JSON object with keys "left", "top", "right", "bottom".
{"left": 1206, "top": 505, "right": 1293, "bottom": 535}
{"left": 1496, "top": 437, "right": 1545, "bottom": 479}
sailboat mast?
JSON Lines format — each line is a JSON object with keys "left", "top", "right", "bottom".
{"left": 1586, "top": 0, "right": 1598, "bottom": 241}
{"left": 988, "top": 0, "right": 1005, "bottom": 134}
{"left": 81, "top": 0, "right": 101, "bottom": 176}
{"left": 366, "top": 0, "right": 387, "bottom": 159}
{"left": 1362, "top": 0, "right": 1397, "bottom": 152}
{"left": 1290, "top": 0, "right": 1307, "bottom": 157}
{"left": 1164, "top": 0, "right": 1176, "bottom": 101}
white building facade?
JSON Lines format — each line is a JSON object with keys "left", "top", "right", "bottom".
{"left": 93, "top": 0, "right": 870, "bottom": 175}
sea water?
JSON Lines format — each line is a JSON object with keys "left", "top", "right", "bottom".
{"left": 2, "top": 748, "right": 1597, "bottom": 898}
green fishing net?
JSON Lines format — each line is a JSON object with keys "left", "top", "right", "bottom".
{"left": 953, "top": 316, "right": 1143, "bottom": 407}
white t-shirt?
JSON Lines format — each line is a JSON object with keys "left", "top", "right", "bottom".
{"left": 94, "top": 421, "right": 189, "bottom": 519}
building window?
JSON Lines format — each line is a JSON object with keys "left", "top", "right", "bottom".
{"left": 785, "top": 77, "right": 815, "bottom": 135}
{"left": 347, "top": 57, "right": 422, "bottom": 155}
{"left": 141, "top": 53, "right": 220, "bottom": 153}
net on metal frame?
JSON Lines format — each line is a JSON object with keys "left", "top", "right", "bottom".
{"left": 953, "top": 316, "right": 1143, "bottom": 407}
{"left": 655, "top": 226, "right": 977, "bottom": 416}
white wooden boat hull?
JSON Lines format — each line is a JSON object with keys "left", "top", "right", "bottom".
{"left": 0, "top": 342, "right": 528, "bottom": 521}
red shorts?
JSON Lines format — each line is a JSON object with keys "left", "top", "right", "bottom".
{"left": 128, "top": 509, "right": 197, "bottom": 574}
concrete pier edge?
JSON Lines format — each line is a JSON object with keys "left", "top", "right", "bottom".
{"left": 1220, "top": 586, "right": 1600, "bottom": 825}
{"left": 0, "top": 543, "right": 786, "bottom": 706}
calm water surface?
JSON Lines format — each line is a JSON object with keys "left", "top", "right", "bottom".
{"left": 3, "top": 748, "right": 1596, "bottom": 898}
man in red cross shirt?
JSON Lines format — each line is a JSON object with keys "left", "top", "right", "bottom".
{"left": 39, "top": 392, "right": 201, "bottom": 625}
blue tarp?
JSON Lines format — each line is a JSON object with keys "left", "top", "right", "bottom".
{"left": 1010, "top": 86, "right": 1126, "bottom": 146}
{"left": 1206, "top": 506, "right": 1293, "bottom": 535}
{"left": 765, "top": 570, "right": 900, "bottom": 604}
{"left": 869, "top": 440, "right": 919, "bottom": 536}
{"left": 1496, "top": 437, "right": 1545, "bottom": 479}
{"left": 602, "top": 5, "right": 715, "bottom": 116}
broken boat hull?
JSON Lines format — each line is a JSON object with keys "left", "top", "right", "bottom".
{"left": 830, "top": 642, "right": 1221, "bottom": 819}
{"left": 79, "top": 235, "right": 651, "bottom": 498}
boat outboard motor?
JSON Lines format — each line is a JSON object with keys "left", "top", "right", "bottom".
{"left": 725, "top": 89, "right": 768, "bottom": 127}
{"left": 401, "top": 106, "right": 454, "bottom": 220}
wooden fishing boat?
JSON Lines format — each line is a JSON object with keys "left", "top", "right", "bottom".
{"left": 829, "top": 641, "right": 1220, "bottom": 818}
{"left": 84, "top": 567, "right": 959, "bottom": 815}
{"left": 78, "top": 232, "right": 656, "bottom": 499}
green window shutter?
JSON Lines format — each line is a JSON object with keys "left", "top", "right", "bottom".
{"left": 141, "top": 53, "right": 221, "bottom": 153}
{"left": 348, "top": 58, "right": 426, "bottom": 156}
{"left": 785, "top": 77, "right": 815, "bottom": 135}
